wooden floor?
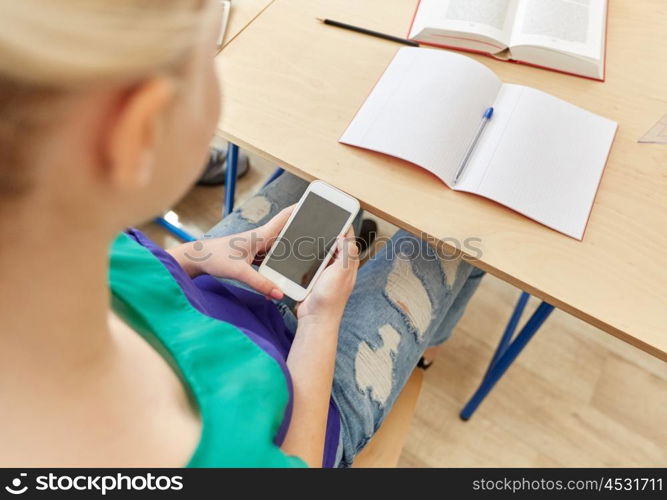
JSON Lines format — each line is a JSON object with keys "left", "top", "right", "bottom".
{"left": 141, "top": 149, "right": 667, "bottom": 468}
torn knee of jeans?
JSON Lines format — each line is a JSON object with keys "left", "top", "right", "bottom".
{"left": 384, "top": 256, "right": 432, "bottom": 341}
{"left": 239, "top": 195, "right": 272, "bottom": 223}
{"left": 440, "top": 256, "right": 462, "bottom": 289}
{"left": 354, "top": 324, "right": 401, "bottom": 407}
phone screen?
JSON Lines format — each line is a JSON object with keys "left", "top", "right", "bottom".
{"left": 265, "top": 192, "right": 352, "bottom": 288}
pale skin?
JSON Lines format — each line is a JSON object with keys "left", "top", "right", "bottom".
{"left": 0, "top": 7, "right": 357, "bottom": 467}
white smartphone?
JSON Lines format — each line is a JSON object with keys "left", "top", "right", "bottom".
{"left": 258, "top": 180, "right": 360, "bottom": 301}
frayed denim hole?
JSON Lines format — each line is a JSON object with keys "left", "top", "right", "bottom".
{"left": 354, "top": 324, "right": 401, "bottom": 408}
{"left": 239, "top": 195, "right": 273, "bottom": 224}
{"left": 382, "top": 256, "right": 433, "bottom": 343}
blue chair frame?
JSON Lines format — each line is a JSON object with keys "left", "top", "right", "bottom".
{"left": 154, "top": 216, "right": 196, "bottom": 242}
{"left": 156, "top": 142, "right": 554, "bottom": 420}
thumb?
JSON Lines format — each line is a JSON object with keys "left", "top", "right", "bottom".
{"left": 237, "top": 266, "right": 284, "bottom": 300}
{"left": 255, "top": 206, "right": 295, "bottom": 254}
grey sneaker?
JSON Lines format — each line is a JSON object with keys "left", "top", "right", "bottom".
{"left": 197, "top": 146, "right": 250, "bottom": 186}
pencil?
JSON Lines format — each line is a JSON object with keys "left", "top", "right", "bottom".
{"left": 317, "top": 18, "right": 420, "bottom": 47}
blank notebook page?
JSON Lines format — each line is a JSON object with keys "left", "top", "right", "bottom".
{"left": 457, "top": 84, "right": 617, "bottom": 239}
{"left": 340, "top": 47, "right": 501, "bottom": 185}
{"left": 340, "top": 47, "right": 617, "bottom": 240}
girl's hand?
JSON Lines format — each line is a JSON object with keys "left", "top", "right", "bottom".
{"left": 167, "top": 207, "right": 294, "bottom": 299}
{"left": 296, "top": 228, "right": 359, "bottom": 327}
{"left": 281, "top": 229, "right": 358, "bottom": 467}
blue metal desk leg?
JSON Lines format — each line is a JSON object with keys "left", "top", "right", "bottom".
{"left": 224, "top": 143, "right": 240, "bottom": 216}
{"left": 264, "top": 168, "right": 285, "bottom": 187}
{"left": 460, "top": 293, "right": 555, "bottom": 420}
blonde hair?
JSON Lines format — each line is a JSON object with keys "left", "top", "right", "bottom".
{"left": 0, "top": 0, "right": 212, "bottom": 195}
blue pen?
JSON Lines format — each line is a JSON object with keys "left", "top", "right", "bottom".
{"left": 453, "top": 107, "right": 494, "bottom": 185}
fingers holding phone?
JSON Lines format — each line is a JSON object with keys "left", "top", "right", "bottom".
{"left": 328, "top": 228, "right": 360, "bottom": 290}
{"left": 299, "top": 227, "right": 360, "bottom": 315}
{"left": 258, "top": 180, "right": 360, "bottom": 303}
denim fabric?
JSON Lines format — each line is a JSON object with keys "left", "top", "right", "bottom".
{"left": 205, "top": 172, "right": 484, "bottom": 467}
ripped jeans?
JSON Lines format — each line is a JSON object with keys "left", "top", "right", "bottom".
{"left": 205, "top": 172, "right": 484, "bottom": 467}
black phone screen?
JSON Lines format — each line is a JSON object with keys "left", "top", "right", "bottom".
{"left": 265, "top": 192, "right": 352, "bottom": 288}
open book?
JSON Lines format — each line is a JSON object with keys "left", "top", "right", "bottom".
{"left": 340, "top": 48, "right": 617, "bottom": 240}
{"left": 408, "top": 0, "right": 608, "bottom": 80}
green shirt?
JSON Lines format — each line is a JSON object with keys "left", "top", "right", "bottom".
{"left": 109, "top": 233, "right": 306, "bottom": 467}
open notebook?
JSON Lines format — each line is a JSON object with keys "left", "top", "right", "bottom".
{"left": 408, "top": 0, "right": 608, "bottom": 80}
{"left": 340, "top": 48, "right": 617, "bottom": 240}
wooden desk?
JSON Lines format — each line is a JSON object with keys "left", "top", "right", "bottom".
{"left": 220, "top": 0, "right": 274, "bottom": 47}
{"left": 215, "top": 0, "right": 667, "bottom": 361}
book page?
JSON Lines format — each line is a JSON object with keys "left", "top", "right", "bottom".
{"left": 410, "top": 0, "right": 519, "bottom": 49}
{"left": 458, "top": 84, "right": 617, "bottom": 239}
{"left": 340, "top": 48, "right": 501, "bottom": 186}
{"left": 510, "top": 0, "right": 606, "bottom": 60}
